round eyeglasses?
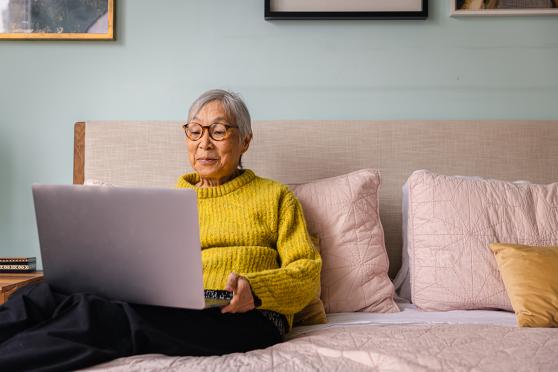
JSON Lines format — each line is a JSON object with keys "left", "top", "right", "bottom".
{"left": 183, "top": 122, "right": 238, "bottom": 141}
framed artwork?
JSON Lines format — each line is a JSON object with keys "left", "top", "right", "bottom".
{"left": 265, "top": 0, "right": 428, "bottom": 20}
{"left": 451, "top": 0, "right": 558, "bottom": 16}
{"left": 0, "top": 0, "right": 114, "bottom": 40}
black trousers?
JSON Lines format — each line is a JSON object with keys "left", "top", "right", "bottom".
{"left": 0, "top": 282, "right": 282, "bottom": 372}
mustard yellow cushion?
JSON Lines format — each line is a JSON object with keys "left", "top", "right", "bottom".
{"left": 490, "top": 243, "right": 558, "bottom": 328}
{"left": 294, "top": 235, "right": 327, "bottom": 326}
{"left": 293, "top": 296, "right": 327, "bottom": 326}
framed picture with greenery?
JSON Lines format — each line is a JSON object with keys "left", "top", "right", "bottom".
{"left": 265, "top": 0, "right": 428, "bottom": 20}
{"left": 451, "top": 0, "right": 558, "bottom": 16}
{"left": 0, "top": 0, "right": 114, "bottom": 40}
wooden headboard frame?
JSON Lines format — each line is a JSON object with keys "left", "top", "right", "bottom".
{"left": 73, "top": 122, "right": 86, "bottom": 184}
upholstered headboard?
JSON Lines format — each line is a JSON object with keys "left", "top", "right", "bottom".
{"left": 74, "top": 120, "right": 558, "bottom": 277}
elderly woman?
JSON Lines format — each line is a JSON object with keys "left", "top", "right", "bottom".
{"left": 0, "top": 89, "right": 321, "bottom": 371}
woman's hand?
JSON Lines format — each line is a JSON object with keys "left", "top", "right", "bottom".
{"left": 221, "top": 272, "right": 256, "bottom": 314}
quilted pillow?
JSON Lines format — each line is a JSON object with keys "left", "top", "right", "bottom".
{"left": 408, "top": 170, "right": 558, "bottom": 311}
{"left": 394, "top": 174, "right": 492, "bottom": 303}
{"left": 290, "top": 169, "right": 399, "bottom": 314}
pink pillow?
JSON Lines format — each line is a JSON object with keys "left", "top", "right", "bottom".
{"left": 408, "top": 170, "right": 558, "bottom": 311}
{"left": 290, "top": 169, "right": 399, "bottom": 313}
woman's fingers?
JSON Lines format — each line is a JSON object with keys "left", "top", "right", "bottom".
{"left": 221, "top": 276, "right": 255, "bottom": 314}
{"left": 220, "top": 300, "right": 235, "bottom": 313}
{"left": 224, "top": 272, "right": 239, "bottom": 292}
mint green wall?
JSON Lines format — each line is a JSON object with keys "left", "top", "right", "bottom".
{"left": 1, "top": 0, "right": 557, "bottom": 261}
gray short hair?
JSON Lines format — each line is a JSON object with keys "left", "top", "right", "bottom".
{"left": 187, "top": 89, "right": 252, "bottom": 143}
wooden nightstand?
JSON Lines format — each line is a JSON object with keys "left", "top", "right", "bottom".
{"left": 0, "top": 272, "right": 44, "bottom": 305}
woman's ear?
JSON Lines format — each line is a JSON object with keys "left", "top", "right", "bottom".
{"left": 241, "top": 134, "right": 252, "bottom": 154}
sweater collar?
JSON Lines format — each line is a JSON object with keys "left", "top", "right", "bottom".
{"left": 178, "top": 169, "right": 256, "bottom": 198}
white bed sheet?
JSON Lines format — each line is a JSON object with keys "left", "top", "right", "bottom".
{"left": 287, "top": 301, "right": 517, "bottom": 339}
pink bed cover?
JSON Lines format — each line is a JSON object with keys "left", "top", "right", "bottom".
{"left": 82, "top": 302, "right": 558, "bottom": 371}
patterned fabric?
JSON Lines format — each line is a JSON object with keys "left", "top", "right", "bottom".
{"left": 289, "top": 170, "right": 399, "bottom": 313}
{"left": 176, "top": 169, "right": 321, "bottom": 330}
{"left": 259, "top": 310, "right": 288, "bottom": 336}
{"left": 84, "top": 323, "right": 558, "bottom": 371}
{"left": 408, "top": 170, "right": 558, "bottom": 311}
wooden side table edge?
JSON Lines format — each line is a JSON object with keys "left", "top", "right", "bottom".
{"left": 0, "top": 272, "right": 44, "bottom": 305}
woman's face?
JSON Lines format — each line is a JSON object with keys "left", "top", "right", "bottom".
{"left": 187, "top": 100, "right": 250, "bottom": 183}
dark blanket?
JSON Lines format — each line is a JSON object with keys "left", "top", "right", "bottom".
{"left": 0, "top": 282, "right": 280, "bottom": 372}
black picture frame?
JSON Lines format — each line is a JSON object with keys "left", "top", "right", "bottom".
{"left": 265, "top": 0, "right": 428, "bottom": 20}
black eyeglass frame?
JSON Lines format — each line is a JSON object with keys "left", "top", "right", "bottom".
{"left": 182, "top": 122, "right": 239, "bottom": 141}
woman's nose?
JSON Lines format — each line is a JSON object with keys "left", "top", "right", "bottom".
{"left": 198, "top": 130, "right": 213, "bottom": 148}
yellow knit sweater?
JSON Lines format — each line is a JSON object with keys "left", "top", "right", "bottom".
{"left": 176, "top": 169, "right": 321, "bottom": 329}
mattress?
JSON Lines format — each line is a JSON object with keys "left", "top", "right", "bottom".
{"left": 83, "top": 302, "right": 558, "bottom": 371}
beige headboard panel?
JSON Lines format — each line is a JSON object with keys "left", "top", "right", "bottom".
{"left": 76, "top": 120, "right": 558, "bottom": 277}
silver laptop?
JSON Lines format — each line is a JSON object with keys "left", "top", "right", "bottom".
{"left": 32, "top": 184, "right": 230, "bottom": 309}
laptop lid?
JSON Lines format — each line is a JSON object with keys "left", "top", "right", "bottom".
{"left": 32, "top": 184, "right": 205, "bottom": 309}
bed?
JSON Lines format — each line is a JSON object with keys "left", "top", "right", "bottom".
{"left": 74, "top": 120, "right": 558, "bottom": 371}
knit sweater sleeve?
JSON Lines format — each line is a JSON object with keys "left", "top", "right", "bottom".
{"left": 242, "top": 190, "right": 322, "bottom": 316}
